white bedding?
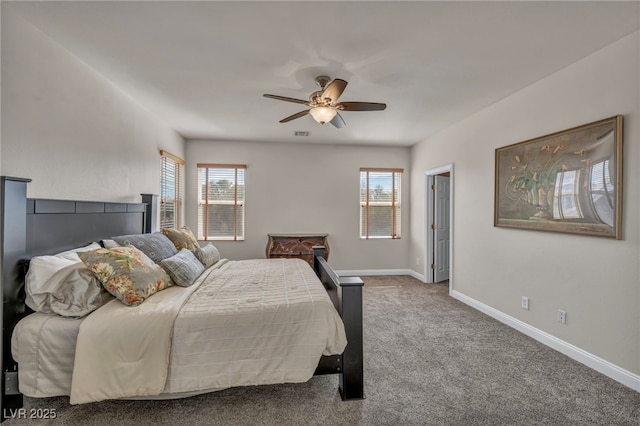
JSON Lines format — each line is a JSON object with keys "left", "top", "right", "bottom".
{"left": 11, "top": 313, "right": 83, "bottom": 397}
{"left": 164, "top": 257, "right": 346, "bottom": 394}
{"left": 70, "top": 283, "right": 201, "bottom": 403}
{"left": 12, "top": 258, "right": 347, "bottom": 401}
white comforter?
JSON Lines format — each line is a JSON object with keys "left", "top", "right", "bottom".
{"left": 70, "top": 258, "right": 347, "bottom": 403}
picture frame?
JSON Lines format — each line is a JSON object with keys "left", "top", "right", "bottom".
{"left": 494, "top": 115, "right": 623, "bottom": 239}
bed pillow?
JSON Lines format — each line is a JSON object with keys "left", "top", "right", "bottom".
{"left": 194, "top": 243, "right": 220, "bottom": 268}
{"left": 101, "top": 239, "right": 121, "bottom": 249}
{"left": 78, "top": 246, "right": 173, "bottom": 307}
{"left": 25, "top": 242, "right": 113, "bottom": 317}
{"left": 161, "top": 226, "right": 200, "bottom": 252}
{"left": 112, "top": 232, "right": 177, "bottom": 264}
{"left": 160, "top": 249, "right": 205, "bottom": 287}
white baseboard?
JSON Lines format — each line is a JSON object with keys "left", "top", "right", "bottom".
{"left": 451, "top": 290, "right": 640, "bottom": 393}
{"left": 406, "top": 270, "right": 426, "bottom": 282}
{"left": 335, "top": 269, "right": 426, "bottom": 282}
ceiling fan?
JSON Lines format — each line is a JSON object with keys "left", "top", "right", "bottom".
{"left": 263, "top": 76, "right": 386, "bottom": 128}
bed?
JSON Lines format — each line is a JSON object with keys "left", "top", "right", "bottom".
{"left": 0, "top": 177, "right": 364, "bottom": 418}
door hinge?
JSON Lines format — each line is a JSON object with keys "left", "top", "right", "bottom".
{"left": 431, "top": 224, "right": 436, "bottom": 230}
{"left": 432, "top": 184, "right": 436, "bottom": 190}
{"left": 431, "top": 263, "right": 436, "bottom": 269}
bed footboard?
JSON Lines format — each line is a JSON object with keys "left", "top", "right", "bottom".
{"left": 312, "top": 246, "right": 364, "bottom": 400}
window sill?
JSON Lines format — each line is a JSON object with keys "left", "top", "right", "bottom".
{"left": 359, "top": 236, "right": 401, "bottom": 240}
{"left": 199, "top": 238, "right": 245, "bottom": 242}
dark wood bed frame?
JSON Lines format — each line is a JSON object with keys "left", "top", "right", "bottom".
{"left": 0, "top": 176, "right": 363, "bottom": 421}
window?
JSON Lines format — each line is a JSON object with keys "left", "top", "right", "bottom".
{"left": 360, "top": 168, "right": 402, "bottom": 239}
{"left": 160, "top": 150, "right": 184, "bottom": 229}
{"left": 197, "top": 164, "right": 246, "bottom": 241}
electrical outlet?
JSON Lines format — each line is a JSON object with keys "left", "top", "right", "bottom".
{"left": 558, "top": 310, "right": 567, "bottom": 324}
{"left": 521, "top": 296, "right": 529, "bottom": 310}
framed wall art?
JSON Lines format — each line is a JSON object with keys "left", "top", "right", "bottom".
{"left": 494, "top": 115, "right": 623, "bottom": 239}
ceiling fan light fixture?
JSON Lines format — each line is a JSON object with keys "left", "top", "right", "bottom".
{"left": 264, "top": 76, "right": 386, "bottom": 128}
{"left": 309, "top": 106, "right": 337, "bottom": 124}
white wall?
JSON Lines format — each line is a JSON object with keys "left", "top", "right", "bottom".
{"left": 1, "top": 10, "right": 184, "bottom": 202}
{"left": 410, "top": 32, "right": 640, "bottom": 377}
{"left": 185, "top": 140, "right": 410, "bottom": 271}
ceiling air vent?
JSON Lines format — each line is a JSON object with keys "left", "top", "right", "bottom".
{"left": 294, "top": 131, "right": 310, "bottom": 137}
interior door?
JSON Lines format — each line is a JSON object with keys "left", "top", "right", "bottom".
{"left": 433, "top": 175, "right": 450, "bottom": 282}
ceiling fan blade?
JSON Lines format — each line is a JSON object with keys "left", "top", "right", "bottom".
{"left": 321, "top": 79, "right": 348, "bottom": 103}
{"left": 337, "top": 101, "right": 387, "bottom": 111}
{"left": 279, "top": 110, "right": 310, "bottom": 123}
{"left": 264, "top": 94, "right": 310, "bottom": 105}
{"left": 330, "top": 112, "right": 346, "bottom": 128}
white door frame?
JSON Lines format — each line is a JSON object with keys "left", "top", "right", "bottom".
{"left": 424, "top": 164, "right": 454, "bottom": 294}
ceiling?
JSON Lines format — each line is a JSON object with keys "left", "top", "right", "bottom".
{"left": 5, "top": 1, "right": 640, "bottom": 147}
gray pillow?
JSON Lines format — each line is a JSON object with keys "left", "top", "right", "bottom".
{"left": 160, "top": 249, "right": 205, "bottom": 287}
{"left": 112, "top": 232, "right": 177, "bottom": 264}
{"left": 194, "top": 243, "right": 220, "bottom": 268}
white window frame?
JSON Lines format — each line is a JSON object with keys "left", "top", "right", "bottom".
{"left": 160, "top": 150, "right": 184, "bottom": 229}
{"left": 359, "top": 167, "right": 403, "bottom": 239}
{"left": 197, "top": 164, "right": 246, "bottom": 241}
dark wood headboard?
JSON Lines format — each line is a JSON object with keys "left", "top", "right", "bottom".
{"left": 0, "top": 176, "right": 157, "bottom": 417}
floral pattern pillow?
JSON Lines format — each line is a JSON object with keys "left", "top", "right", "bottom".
{"left": 161, "top": 226, "right": 200, "bottom": 252}
{"left": 78, "top": 246, "right": 173, "bottom": 306}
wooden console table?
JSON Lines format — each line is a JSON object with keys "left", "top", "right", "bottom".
{"left": 266, "top": 234, "right": 329, "bottom": 267}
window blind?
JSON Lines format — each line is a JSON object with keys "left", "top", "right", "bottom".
{"left": 197, "top": 164, "right": 246, "bottom": 241}
{"left": 360, "top": 168, "right": 402, "bottom": 239}
{"left": 160, "top": 150, "right": 184, "bottom": 229}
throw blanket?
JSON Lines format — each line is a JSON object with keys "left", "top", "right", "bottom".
{"left": 70, "top": 258, "right": 346, "bottom": 403}
{"left": 70, "top": 279, "right": 202, "bottom": 404}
